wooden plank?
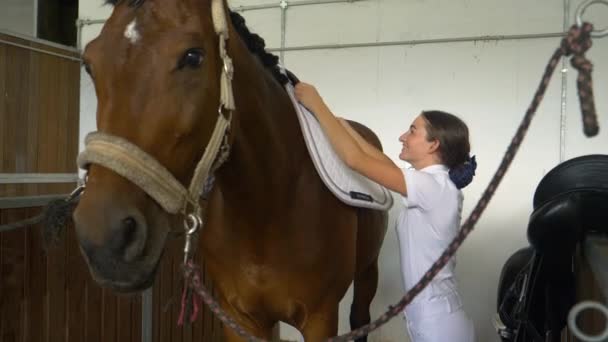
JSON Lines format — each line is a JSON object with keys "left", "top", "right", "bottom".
{"left": 0, "top": 209, "right": 26, "bottom": 342}
{"left": 0, "top": 44, "right": 28, "bottom": 193}
{"left": 152, "top": 267, "right": 162, "bottom": 342}
{"left": 0, "top": 209, "right": 2, "bottom": 339}
{"left": 102, "top": 288, "right": 117, "bottom": 342}
{"left": 0, "top": 30, "right": 85, "bottom": 342}
{"left": 54, "top": 59, "right": 69, "bottom": 175}
{"left": 12, "top": 48, "right": 31, "bottom": 175}
{"left": 0, "top": 43, "right": 6, "bottom": 173}
{"left": 37, "top": 54, "right": 56, "bottom": 175}
{"left": 158, "top": 242, "right": 173, "bottom": 342}
{"left": 45, "top": 211, "right": 67, "bottom": 342}
{"left": 25, "top": 48, "right": 41, "bottom": 197}
{"left": 132, "top": 294, "right": 142, "bottom": 342}
{"left": 66, "top": 221, "right": 86, "bottom": 342}
{"left": 116, "top": 295, "right": 133, "bottom": 342}
{"left": 65, "top": 56, "right": 80, "bottom": 174}
{"left": 23, "top": 207, "right": 47, "bottom": 342}
{"left": 85, "top": 278, "right": 102, "bottom": 342}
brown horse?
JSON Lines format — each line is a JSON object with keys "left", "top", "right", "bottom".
{"left": 73, "top": 0, "right": 388, "bottom": 340}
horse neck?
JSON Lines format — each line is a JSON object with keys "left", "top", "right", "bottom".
{"left": 215, "top": 45, "right": 308, "bottom": 211}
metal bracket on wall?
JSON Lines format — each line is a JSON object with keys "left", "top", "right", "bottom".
{"left": 0, "top": 194, "right": 69, "bottom": 209}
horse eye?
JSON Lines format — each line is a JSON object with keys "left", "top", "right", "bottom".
{"left": 178, "top": 49, "right": 204, "bottom": 69}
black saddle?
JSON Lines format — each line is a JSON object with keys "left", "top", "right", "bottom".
{"left": 495, "top": 154, "right": 608, "bottom": 342}
{"left": 529, "top": 154, "right": 608, "bottom": 253}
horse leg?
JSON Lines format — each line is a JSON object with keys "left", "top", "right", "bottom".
{"left": 301, "top": 303, "right": 339, "bottom": 342}
{"left": 349, "top": 259, "right": 379, "bottom": 342}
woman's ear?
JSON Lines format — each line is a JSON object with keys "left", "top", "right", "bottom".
{"left": 428, "top": 139, "right": 440, "bottom": 154}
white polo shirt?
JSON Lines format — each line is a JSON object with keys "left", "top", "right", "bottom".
{"left": 396, "top": 164, "right": 464, "bottom": 318}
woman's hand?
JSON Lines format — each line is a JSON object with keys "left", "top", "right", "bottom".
{"left": 295, "top": 82, "right": 326, "bottom": 113}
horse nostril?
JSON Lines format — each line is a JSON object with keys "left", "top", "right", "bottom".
{"left": 122, "top": 217, "right": 137, "bottom": 245}
{"left": 109, "top": 216, "right": 141, "bottom": 259}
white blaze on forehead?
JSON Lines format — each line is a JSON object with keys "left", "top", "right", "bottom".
{"left": 124, "top": 19, "right": 141, "bottom": 44}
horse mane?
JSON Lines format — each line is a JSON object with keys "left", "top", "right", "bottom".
{"left": 103, "top": 1, "right": 289, "bottom": 85}
{"left": 229, "top": 11, "right": 289, "bottom": 85}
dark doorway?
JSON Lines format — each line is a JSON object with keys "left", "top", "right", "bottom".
{"left": 37, "top": 0, "right": 78, "bottom": 46}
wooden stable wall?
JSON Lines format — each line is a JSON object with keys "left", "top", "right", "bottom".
{"left": 0, "top": 208, "right": 142, "bottom": 342}
{"left": 0, "top": 32, "right": 79, "bottom": 198}
{"left": 0, "top": 211, "right": 222, "bottom": 342}
{"left": 1, "top": 32, "right": 222, "bottom": 342}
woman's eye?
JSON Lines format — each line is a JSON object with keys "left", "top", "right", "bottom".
{"left": 178, "top": 49, "right": 204, "bottom": 69}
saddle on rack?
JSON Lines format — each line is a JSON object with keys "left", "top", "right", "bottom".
{"left": 495, "top": 154, "right": 608, "bottom": 342}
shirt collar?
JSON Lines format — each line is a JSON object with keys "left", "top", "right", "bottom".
{"left": 419, "top": 164, "right": 449, "bottom": 173}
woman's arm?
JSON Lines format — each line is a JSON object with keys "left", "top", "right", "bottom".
{"left": 295, "top": 83, "right": 407, "bottom": 195}
{"left": 338, "top": 118, "right": 396, "bottom": 166}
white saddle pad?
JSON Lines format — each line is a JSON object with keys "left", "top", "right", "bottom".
{"left": 284, "top": 82, "right": 393, "bottom": 211}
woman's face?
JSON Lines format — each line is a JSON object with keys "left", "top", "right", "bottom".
{"left": 398, "top": 114, "right": 436, "bottom": 164}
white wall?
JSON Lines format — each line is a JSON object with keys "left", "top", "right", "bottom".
{"left": 0, "top": 0, "right": 36, "bottom": 37}
{"left": 78, "top": 1, "right": 112, "bottom": 158}
{"left": 78, "top": 1, "right": 608, "bottom": 341}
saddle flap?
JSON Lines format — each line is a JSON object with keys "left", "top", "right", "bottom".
{"left": 282, "top": 75, "right": 393, "bottom": 211}
{"left": 528, "top": 193, "right": 582, "bottom": 254}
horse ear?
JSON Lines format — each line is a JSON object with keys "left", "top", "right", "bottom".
{"left": 209, "top": 0, "right": 231, "bottom": 32}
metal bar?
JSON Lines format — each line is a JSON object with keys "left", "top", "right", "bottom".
{"left": 0, "top": 173, "right": 79, "bottom": 184}
{"left": 33, "top": 0, "right": 39, "bottom": 38}
{"left": 0, "top": 194, "right": 68, "bottom": 209}
{"left": 0, "top": 28, "right": 80, "bottom": 52}
{"left": 77, "top": 0, "right": 367, "bottom": 28}
{"left": 76, "top": 19, "right": 82, "bottom": 51}
{"left": 584, "top": 235, "right": 608, "bottom": 303}
{"left": 280, "top": 1, "right": 287, "bottom": 63}
{"left": 0, "top": 37, "right": 81, "bottom": 62}
{"left": 76, "top": 4, "right": 573, "bottom": 54}
{"left": 76, "top": 19, "right": 108, "bottom": 51}
{"left": 268, "top": 32, "right": 567, "bottom": 52}
{"left": 77, "top": 19, "right": 107, "bottom": 26}
{"left": 233, "top": 0, "right": 366, "bottom": 12}
{"left": 560, "top": 0, "right": 570, "bottom": 163}
{"left": 141, "top": 289, "right": 153, "bottom": 342}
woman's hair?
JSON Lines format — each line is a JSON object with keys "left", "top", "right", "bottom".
{"left": 421, "top": 110, "right": 476, "bottom": 189}
{"left": 421, "top": 111, "right": 470, "bottom": 168}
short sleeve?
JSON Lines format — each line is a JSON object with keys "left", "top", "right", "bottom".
{"left": 401, "top": 168, "right": 444, "bottom": 210}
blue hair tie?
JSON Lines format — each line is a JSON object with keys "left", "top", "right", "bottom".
{"left": 449, "top": 155, "right": 477, "bottom": 189}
